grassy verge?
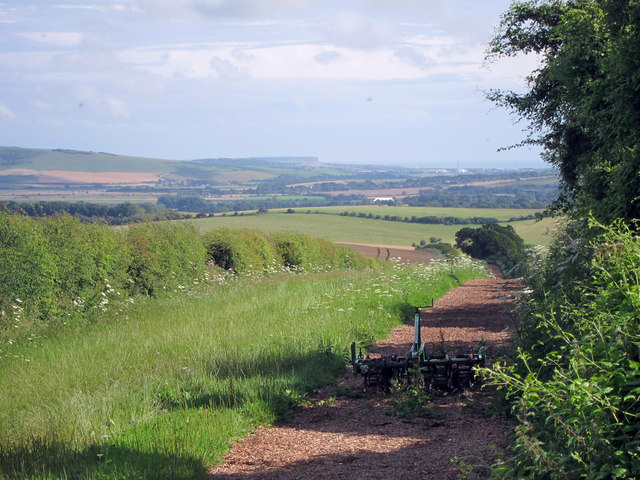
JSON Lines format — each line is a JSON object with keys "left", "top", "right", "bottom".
{"left": 0, "top": 257, "right": 488, "bottom": 479}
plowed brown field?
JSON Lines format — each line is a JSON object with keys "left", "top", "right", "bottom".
{"left": 337, "top": 243, "right": 438, "bottom": 264}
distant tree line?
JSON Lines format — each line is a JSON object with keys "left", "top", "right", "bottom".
{"left": 337, "top": 210, "right": 539, "bottom": 225}
{"left": 156, "top": 186, "right": 553, "bottom": 212}
{"left": 339, "top": 211, "right": 501, "bottom": 224}
{"left": 258, "top": 169, "right": 555, "bottom": 191}
{"left": 157, "top": 193, "right": 370, "bottom": 213}
{"left": 403, "top": 186, "right": 555, "bottom": 209}
{"left": 248, "top": 175, "right": 556, "bottom": 210}
{"left": 0, "top": 200, "right": 188, "bottom": 224}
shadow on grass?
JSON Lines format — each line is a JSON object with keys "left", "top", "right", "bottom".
{"left": 0, "top": 442, "right": 207, "bottom": 480}
{"left": 1, "top": 348, "right": 348, "bottom": 480}
{"left": 1, "top": 300, "right": 432, "bottom": 479}
{"left": 156, "top": 347, "right": 348, "bottom": 418}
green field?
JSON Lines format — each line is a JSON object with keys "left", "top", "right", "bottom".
{"left": 193, "top": 211, "right": 557, "bottom": 246}
{"left": 297, "top": 206, "right": 543, "bottom": 221}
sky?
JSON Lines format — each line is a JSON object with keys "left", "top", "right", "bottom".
{"left": 0, "top": 1, "right": 545, "bottom": 169}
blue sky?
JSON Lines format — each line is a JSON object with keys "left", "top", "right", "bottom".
{"left": 0, "top": 1, "right": 544, "bottom": 168}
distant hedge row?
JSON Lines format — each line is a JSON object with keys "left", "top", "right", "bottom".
{"left": 0, "top": 213, "right": 377, "bottom": 322}
{"left": 202, "top": 228, "right": 372, "bottom": 273}
{"left": 338, "top": 211, "right": 502, "bottom": 224}
{"left": 0, "top": 200, "right": 192, "bottom": 225}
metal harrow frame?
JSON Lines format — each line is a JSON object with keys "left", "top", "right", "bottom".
{"left": 350, "top": 305, "right": 486, "bottom": 391}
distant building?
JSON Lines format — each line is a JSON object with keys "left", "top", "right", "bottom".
{"left": 372, "top": 197, "right": 394, "bottom": 203}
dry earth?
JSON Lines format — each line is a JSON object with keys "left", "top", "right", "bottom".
{"left": 336, "top": 243, "right": 438, "bottom": 264}
{"left": 0, "top": 169, "right": 159, "bottom": 184}
{"left": 210, "top": 264, "right": 520, "bottom": 480}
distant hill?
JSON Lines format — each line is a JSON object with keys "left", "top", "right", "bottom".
{"left": 0, "top": 146, "right": 557, "bottom": 213}
{"left": 0, "top": 146, "right": 321, "bottom": 185}
{"left": 193, "top": 157, "right": 319, "bottom": 166}
{"left": 0, "top": 146, "right": 176, "bottom": 173}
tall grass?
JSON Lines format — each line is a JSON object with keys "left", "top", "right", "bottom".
{"left": 0, "top": 257, "right": 488, "bottom": 479}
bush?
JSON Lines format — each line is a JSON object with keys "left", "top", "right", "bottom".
{"left": 486, "top": 220, "right": 640, "bottom": 479}
{"left": 0, "top": 214, "right": 132, "bottom": 320}
{"left": 335, "top": 244, "right": 379, "bottom": 270}
{"left": 270, "top": 232, "right": 378, "bottom": 271}
{"left": 455, "top": 224, "right": 525, "bottom": 275}
{"left": 40, "top": 216, "right": 132, "bottom": 310}
{"left": 271, "top": 232, "right": 321, "bottom": 269}
{"left": 416, "top": 242, "right": 461, "bottom": 257}
{"left": 126, "top": 222, "right": 206, "bottom": 296}
{"left": 0, "top": 213, "right": 57, "bottom": 319}
{"left": 202, "top": 228, "right": 277, "bottom": 273}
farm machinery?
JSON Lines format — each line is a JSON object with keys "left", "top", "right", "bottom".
{"left": 350, "top": 305, "right": 486, "bottom": 391}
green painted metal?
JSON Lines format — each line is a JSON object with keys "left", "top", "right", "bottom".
{"left": 350, "top": 301, "right": 485, "bottom": 391}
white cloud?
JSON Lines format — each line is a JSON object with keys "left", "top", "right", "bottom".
{"left": 55, "top": 4, "right": 130, "bottom": 13}
{"left": 231, "top": 47, "right": 255, "bottom": 62}
{"left": 74, "top": 86, "right": 130, "bottom": 119}
{"left": 56, "top": 48, "right": 122, "bottom": 71}
{"left": 0, "top": 1, "right": 544, "bottom": 167}
{"left": 394, "top": 46, "right": 430, "bottom": 70}
{"left": 19, "top": 31, "right": 84, "bottom": 46}
{"left": 30, "top": 99, "right": 54, "bottom": 113}
{"left": 324, "top": 11, "right": 398, "bottom": 50}
{"left": 0, "top": 5, "right": 17, "bottom": 23}
{"left": 133, "top": 0, "right": 321, "bottom": 20}
{"left": 313, "top": 50, "right": 342, "bottom": 65}
{"left": 129, "top": 0, "right": 196, "bottom": 19}
{"left": 210, "top": 56, "right": 249, "bottom": 81}
{"left": 122, "top": 38, "right": 490, "bottom": 82}
{"left": 0, "top": 105, "right": 17, "bottom": 123}
{"left": 133, "top": 48, "right": 218, "bottom": 79}
{"left": 105, "top": 97, "right": 129, "bottom": 118}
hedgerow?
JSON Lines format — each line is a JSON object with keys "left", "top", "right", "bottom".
{"left": 0, "top": 214, "right": 379, "bottom": 327}
{"left": 125, "top": 221, "right": 207, "bottom": 296}
{"left": 201, "top": 228, "right": 277, "bottom": 273}
{"left": 270, "top": 231, "right": 377, "bottom": 271}
{"left": 0, "top": 213, "right": 58, "bottom": 319}
{"left": 486, "top": 220, "right": 640, "bottom": 479}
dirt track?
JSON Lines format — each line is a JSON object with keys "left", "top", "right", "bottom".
{"left": 210, "top": 267, "right": 520, "bottom": 479}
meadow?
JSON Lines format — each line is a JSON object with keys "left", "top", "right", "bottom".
{"left": 193, "top": 210, "right": 557, "bottom": 246}
{"left": 0, "top": 257, "right": 488, "bottom": 479}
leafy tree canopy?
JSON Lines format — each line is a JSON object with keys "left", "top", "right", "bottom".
{"left": 455, "top": 223, "right": 525, "bottom": 260}
{"left": 488, "top": 0, "right": 640, "bottom": 224}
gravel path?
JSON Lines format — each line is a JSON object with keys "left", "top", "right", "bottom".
{"left": 210, "top": 273, "right": 520, "bottom": 480}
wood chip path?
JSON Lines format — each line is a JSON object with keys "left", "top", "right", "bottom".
{"left": 210, "top": 270, "right": 520, "bottom": 480}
